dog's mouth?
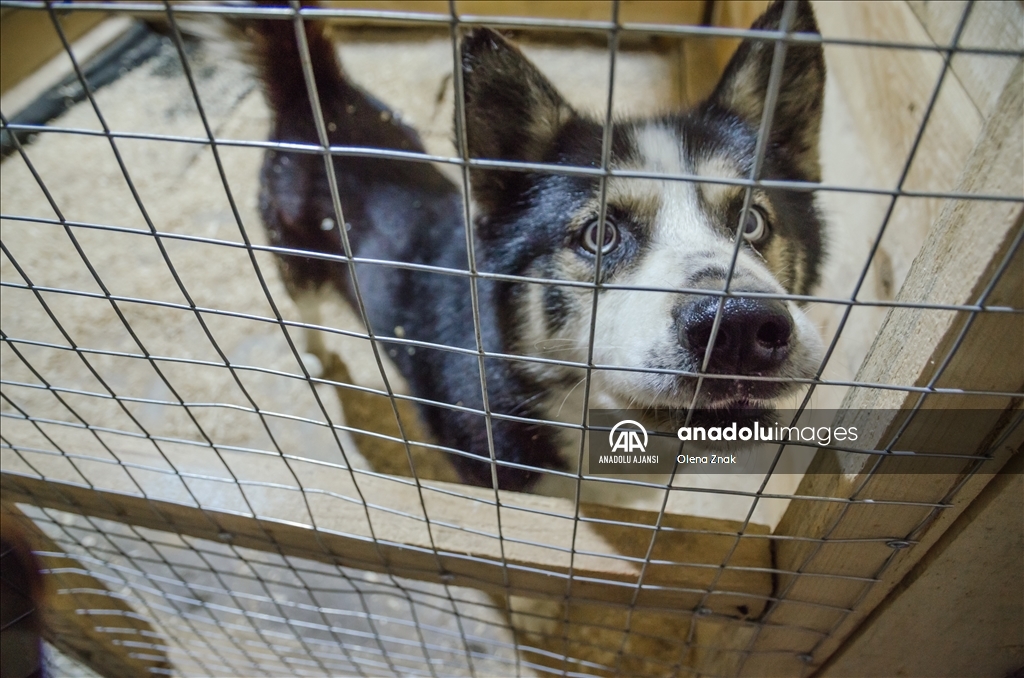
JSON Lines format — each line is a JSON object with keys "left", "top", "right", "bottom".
{"left": 611, "top": 375, "right": 783, "bottom": 434}
{"left": 581, "top": 298, "right": 823, "bottom": 419}
{"left": 695, "top": 376, "right": 786, "bottom": 410}
{"left": 633, "top": 371, "right": 789, "bottom": 413}
{"left": 685, "top": 389, "right": 777, "bottom": 429}
{"left": 638, "top": 393, "right": 774, "bottom": 437}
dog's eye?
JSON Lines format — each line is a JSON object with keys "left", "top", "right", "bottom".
{"left": 742, "top": 206, "right": 770, "bottom": 244}
{"left": 581, "top": 217, "right": 620, "bottom": 255}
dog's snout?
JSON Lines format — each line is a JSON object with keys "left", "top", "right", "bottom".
{"left": 680, "top": 296, "right": 793, "bottom": 374}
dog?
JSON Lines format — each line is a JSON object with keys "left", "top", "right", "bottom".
{"left": 245, "top": 0, "right": 826, "bottom": 494}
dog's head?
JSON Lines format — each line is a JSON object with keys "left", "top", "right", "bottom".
{"left": 461, "top": 0, "right": 825, "bottom": 416}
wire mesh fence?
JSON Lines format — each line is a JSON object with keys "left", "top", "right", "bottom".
{"left": 1, "top": 1, "right": 1022, "bottom": 676}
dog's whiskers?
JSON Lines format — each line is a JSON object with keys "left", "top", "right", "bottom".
{"left": 554, "top": 375, "right": 589, "bottom": 418}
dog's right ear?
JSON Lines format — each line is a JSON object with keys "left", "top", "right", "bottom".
{"left": 709, "top": 0, "right": 825, "bottom": 181}
{"left": 460, "top": 29, "right": 576, "bottom": 210}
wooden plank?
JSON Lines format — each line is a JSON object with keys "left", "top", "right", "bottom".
{"left": 676, "top": 0, "right": 761, "bottom": 107}
{"left": 459, "top": 0, "right": 706, "bottom": 25}
{"left": 678, "top": 36, "right": 714, "bottom": 106}
{"left": 708, "top": 0, "right": 769, "bottom": 74}
{"left": 740, "top": 59, "right": 1023, "bottom": 674}
{"left": 0, "top": 8, "right": 108, "bottom": 94}
{"left": 678, "top": 0, "right": 771, "bottom": 106}
{"left": 0, "top": 16, "right": 134, "bottom": 118}
{"left": 0, "top": 501, "right": 173, "bottom": 678}
{"left": 812, "top": 0, "right": 988, "bottom": 300}
{"left": 0, "top": 471, "right": 773, "bottom": 619}
{"left": 907, "top": 0, "right": 1024, "bottom": 120}
{"left": 316, "top": 0, "right": 705, "bottom": 25}
{"left": 812, "top": 0, "right": 986, "bottom": 186}
{"left": 818, "top": 453, "right": 1023, "bottom": 677}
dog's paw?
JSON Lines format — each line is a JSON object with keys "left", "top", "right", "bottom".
{"left": 300, "top": 351, "right": 324, "bottom": 378}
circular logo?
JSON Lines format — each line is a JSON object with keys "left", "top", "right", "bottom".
{"left": 608, "top": 419, "right": 649, "bottom": 450}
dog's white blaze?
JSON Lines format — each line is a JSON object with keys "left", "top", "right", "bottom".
{"left": 584, "top": 126, "right": 716, "bottom": 398}
{"left": 631, "top": 124, "right": 686, "bottom": 176}
{"left": 587, "top": 177, "right": 711, "bottom": 395}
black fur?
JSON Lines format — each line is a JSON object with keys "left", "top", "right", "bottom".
{"left": 248, "top": 0, "right": 826, "bottom": 492}
{"left": 251, "top": 17, "right": 561, "bottom": 490}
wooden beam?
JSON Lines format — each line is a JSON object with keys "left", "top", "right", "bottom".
{"left": 818, "top": 454, "right": 1023, "bottom": 677}
{"left": 308, "top": 0, "right": 706, "bottom": 27}
{"left": 1, "top": 501, "right": 173, "bottom": 678}
{"left": 0, "top": 471, "right": 773, "bottom": 620}
{"left": 907, "top": 0, "right": 1023, "bottom": 120}
{"left": 812, "top": 0, "right": 988, "bottom": 298}
{"left": 740, "top": 58, "right": 1023, "bottom": 675}
{"left": 0, "top": 9, "right": 108, "bottom": 94}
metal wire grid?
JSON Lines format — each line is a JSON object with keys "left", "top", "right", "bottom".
{"left": 0, "top": 0, "right": 1021, "bottom": 676}
{"left": 9, "top": 502, "right": 528, "bottom": 676}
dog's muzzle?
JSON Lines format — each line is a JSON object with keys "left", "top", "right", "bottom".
{"left": 677, "top": 295, "right": 794, "bottom": 401}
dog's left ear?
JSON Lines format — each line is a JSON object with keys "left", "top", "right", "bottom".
{"left": 709, "top": 0, "right": 825, "bottom": 181}
{"left": 460, "top": 28, "right": 577, "bottom": 212}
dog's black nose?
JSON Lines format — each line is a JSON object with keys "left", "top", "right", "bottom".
{"left": 680, "top": 296, "right": 793, "bottom": 374}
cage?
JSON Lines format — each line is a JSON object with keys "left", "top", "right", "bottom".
{"left": 0, "top": 1, "right": 1021, "bottom": 677}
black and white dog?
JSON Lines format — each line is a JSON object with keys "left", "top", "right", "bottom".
{"left": 247, "top": 0, "right": 826, "bottom": 493}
